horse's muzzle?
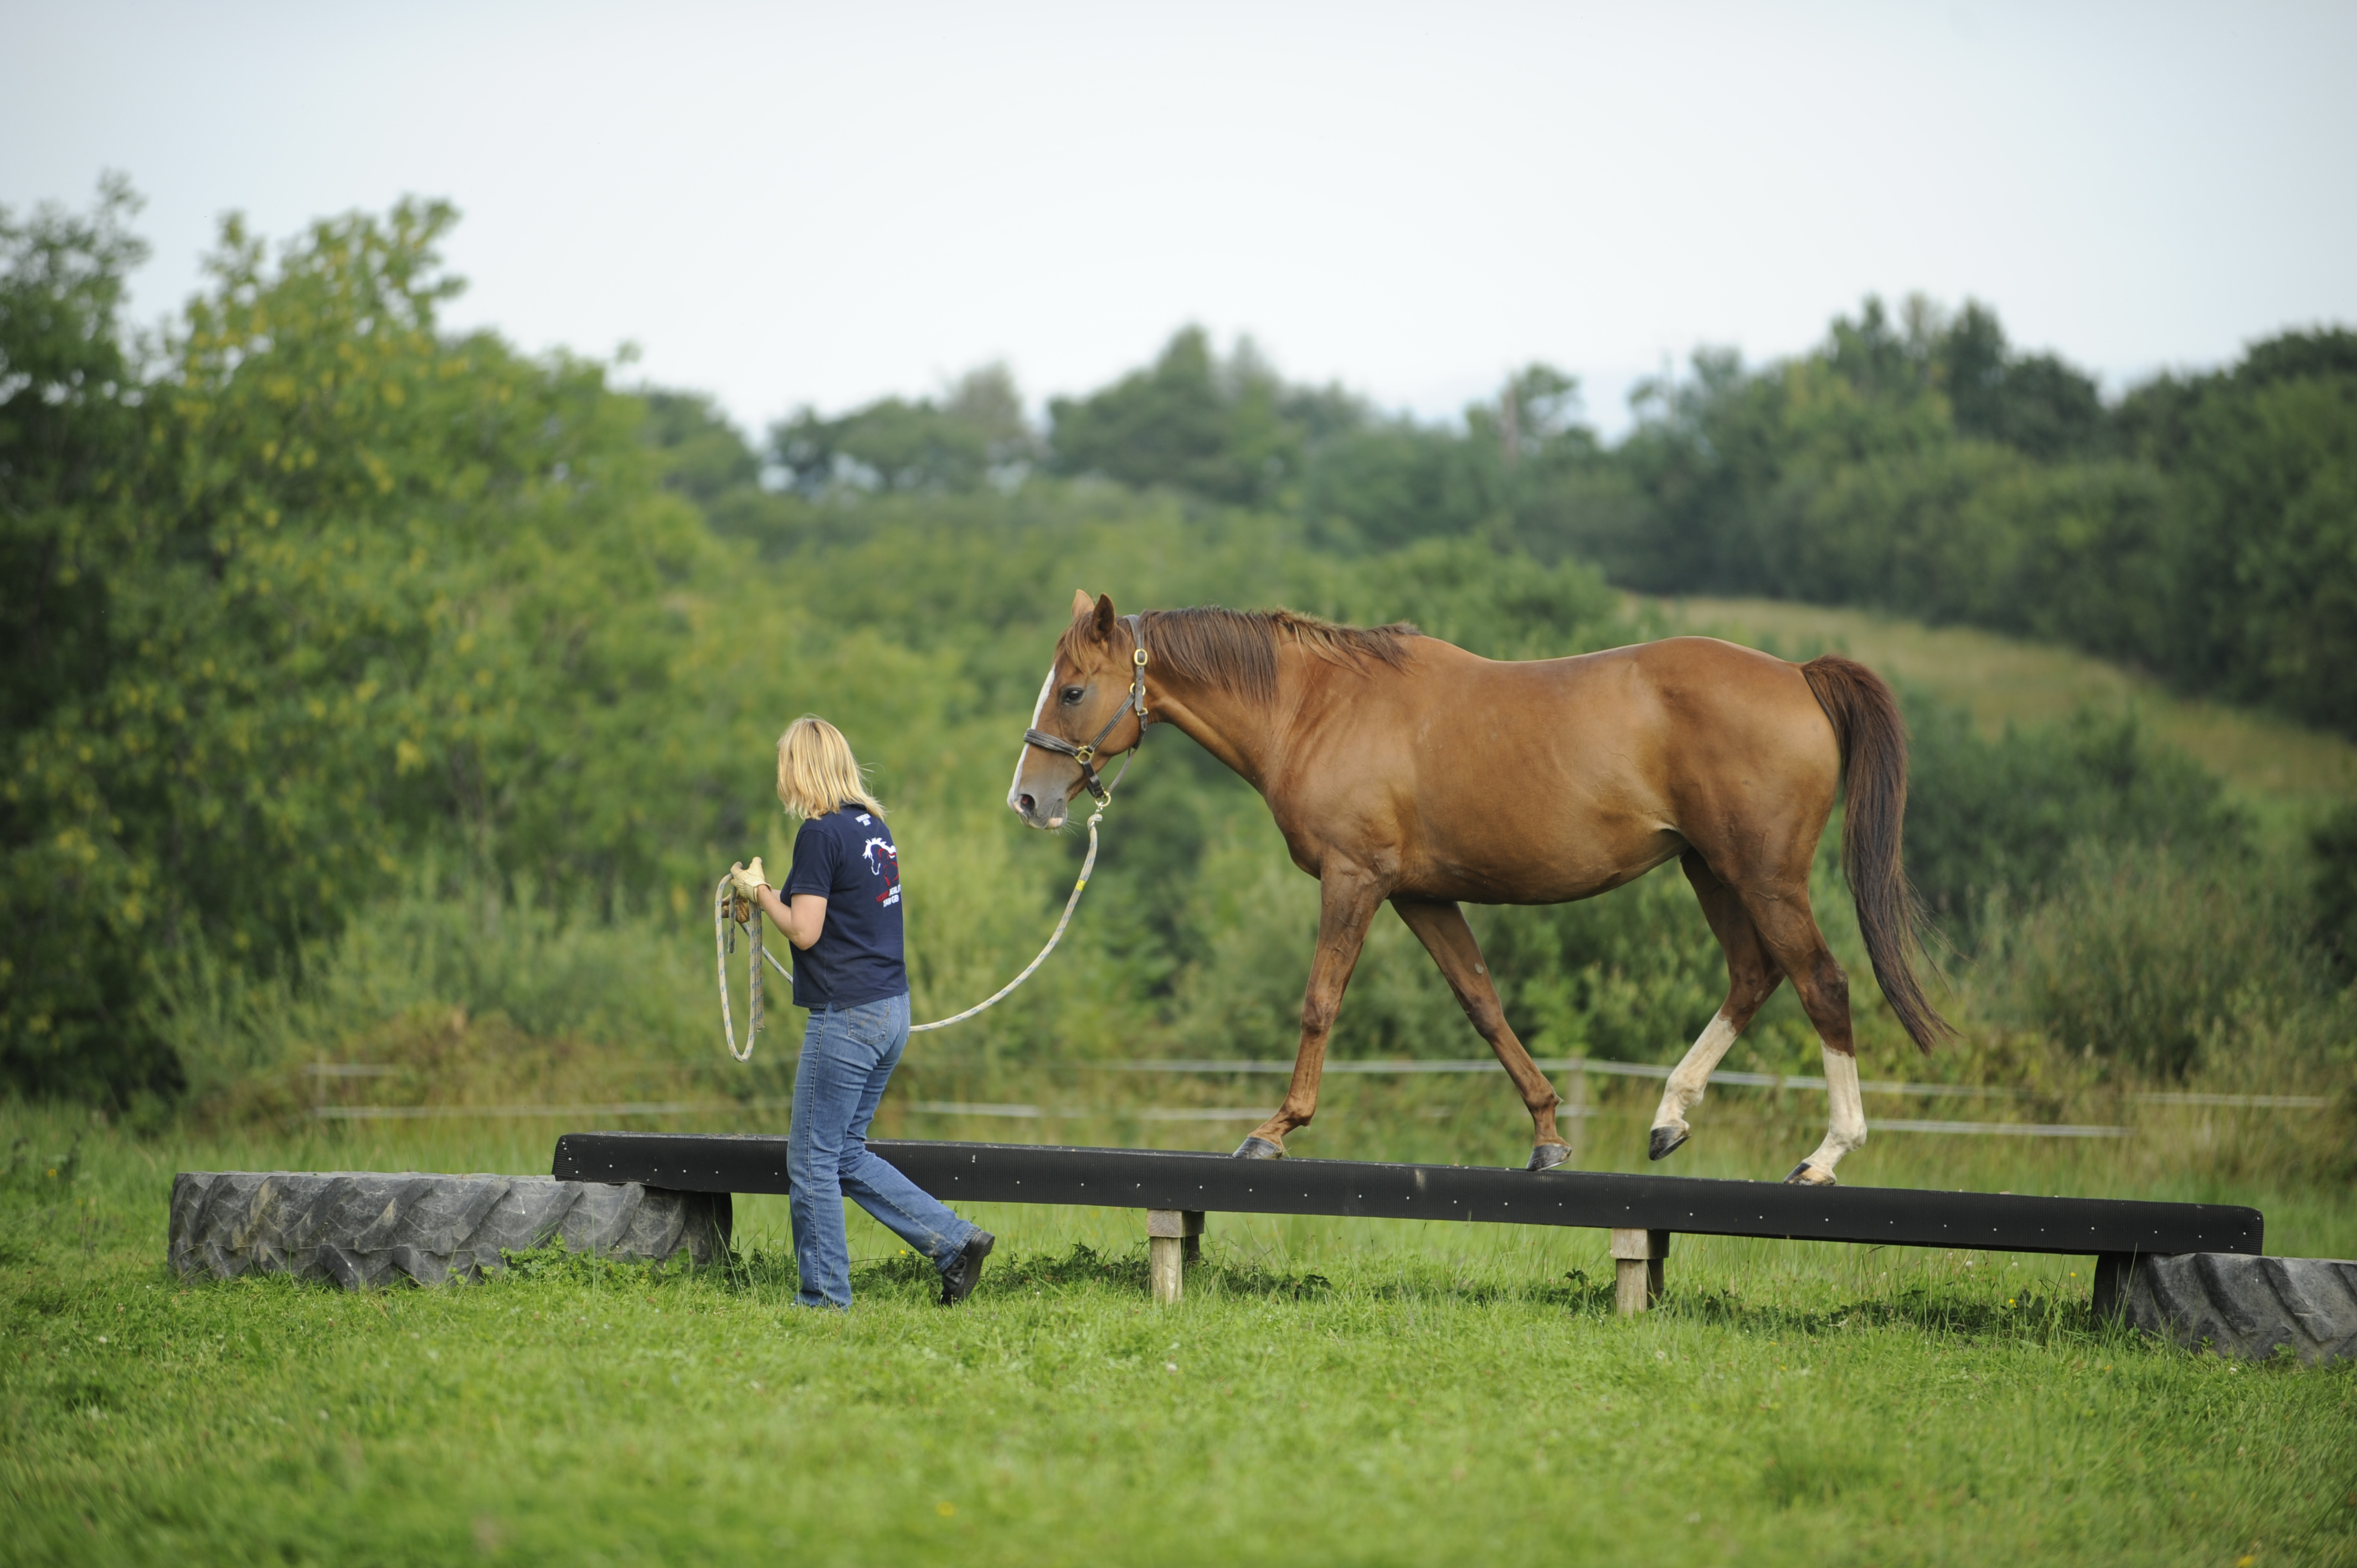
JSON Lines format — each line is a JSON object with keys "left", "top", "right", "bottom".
{"left": 1009, "top": 790, "right": 1065, "bottom": 831}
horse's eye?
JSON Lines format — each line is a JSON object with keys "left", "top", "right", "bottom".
{"left": 1060, "top": 686, "right": 1085, "bottom": 705}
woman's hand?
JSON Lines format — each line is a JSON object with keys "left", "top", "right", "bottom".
{"left": 728, "top": 856, "right": 825, "bottom": 948}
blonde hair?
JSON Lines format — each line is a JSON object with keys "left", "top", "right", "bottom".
{"left": 776, "top": 715, "right": 887, "bottom": 821}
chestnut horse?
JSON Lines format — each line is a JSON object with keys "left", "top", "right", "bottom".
{"left": 1008, "top": 591, "right": 1949, "bottom": 1184}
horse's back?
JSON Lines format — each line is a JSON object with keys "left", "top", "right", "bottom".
{"left": 1368, "top": 635, "right": 1839, "bottom": 901}
{"left": 1409, "top": 634, "right": 1829, "bottom": 761}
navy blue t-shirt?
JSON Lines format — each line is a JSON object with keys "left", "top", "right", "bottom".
{"left": 783, "top": 806, "right": 905, "bottom": 1009}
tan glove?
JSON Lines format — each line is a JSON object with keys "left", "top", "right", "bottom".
{"left": 728, "top": 858, "right": 770, "bottom": 900}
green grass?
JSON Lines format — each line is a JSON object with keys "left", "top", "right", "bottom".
{"left": 6, "top": 1101, "right": 2354, "bottom": 1566}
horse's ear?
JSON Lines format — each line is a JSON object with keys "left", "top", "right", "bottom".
{"left": 1070, "top": 588, "right": 1093, "bottom": 621}
{"left": 1092, "top": 593, "right": 1119, "bottom": 646}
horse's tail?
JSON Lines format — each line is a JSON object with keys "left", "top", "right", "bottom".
{"left": 1801, "top": 654, "right": 1953, "bottom": 1053}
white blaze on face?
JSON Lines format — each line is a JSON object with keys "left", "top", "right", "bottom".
{"left": 1007, "top": 656, "right": 1061, "bottom": 816}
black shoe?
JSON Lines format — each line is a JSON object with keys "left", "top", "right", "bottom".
{"left": 940, "top": 1230, "right": 994, "bottom": 1306}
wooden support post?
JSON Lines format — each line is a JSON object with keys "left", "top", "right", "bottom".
{"left": 1146, "top": 1209, "right": 1202, "bottom": 1303}
{"left": 1610, "top": 1227, "right": 1669, "bottom": 1316}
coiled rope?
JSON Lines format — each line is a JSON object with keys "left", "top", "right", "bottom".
{"left": 716, "top": 793, "right": 1115, "bottom": 1062}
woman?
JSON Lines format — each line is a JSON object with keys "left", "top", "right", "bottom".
{"left": 733, "top": 716, "right": 992, "bottom": 1309}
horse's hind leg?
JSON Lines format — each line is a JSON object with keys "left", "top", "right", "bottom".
{"left": 1737, "top": 888, "right": 1866, "bottom": 1187}
{"left": 1392, "top": 899, "right": 1568, "bottom": 1170}
{"left": 1649, "top": 851, "right": 1783, "bottom": 1162}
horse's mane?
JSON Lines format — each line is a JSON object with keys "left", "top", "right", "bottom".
{"left": 1109, "top": 606, "right": 1422, "bottom": 703}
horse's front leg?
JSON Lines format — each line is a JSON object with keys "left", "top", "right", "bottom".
{"left": 1236, "top": 863, "right": 1387, "bottom": 1159}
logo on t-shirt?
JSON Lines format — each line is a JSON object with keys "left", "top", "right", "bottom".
{"left": 862, "top": 836, "right": 900, "bottom": 907}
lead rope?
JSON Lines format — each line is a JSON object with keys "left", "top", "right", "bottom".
{"left": 907, "top": 793, "right": 1108, "bottom": 1034}
{"left": 714, "top": 755, "right": 1130, "bottom": 1060}
{"left": 714, "top": 873, "right": 765, "bottom": 1062}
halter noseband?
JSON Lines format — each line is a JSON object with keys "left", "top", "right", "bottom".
{"left": 1022, "top": 614, "right": 1150, "bottom": 809}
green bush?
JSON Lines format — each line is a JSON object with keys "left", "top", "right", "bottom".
{"left": 2310, "top": 800, "right": 2357, "bottom": 976}
{"left": 140, "top": 865, "right": 721, "bottom": 1110}
{"left": 1975, "top": 845, "right": 2343, "bottom": 1080}
{"left": 1902, "top": 697, "right": 2245, "bottom": 942}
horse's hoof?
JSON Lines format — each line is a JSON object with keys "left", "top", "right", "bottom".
{"left": 1233, "top": 1136, "right": 1285, "bottom": 1160}
{"left": 1648, "top": 1125, "right": 1689, "bottom": 1162}
{"left": 1784, "top": 1162, "right": 1836, "bottom": 1187}
{"left": 1527, "top": 1142, "right": 1572, "bottom": 1172}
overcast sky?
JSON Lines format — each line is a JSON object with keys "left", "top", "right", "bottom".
{"left": 7, "top": 1, "right": 2353, "bottom": 438}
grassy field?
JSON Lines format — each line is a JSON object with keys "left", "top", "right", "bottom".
{"left": 1652, "top": 596, "right": 2357, "bottom": 843}
{"left": 7, "top": 605, "right": 2354, "bottom": 1564}
{"left": 7, "top": 1096, "right": 2354, "bottom": 1567}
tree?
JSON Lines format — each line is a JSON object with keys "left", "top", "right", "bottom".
{"left": 0, "top": 177, "right": 159, "bottom": 1096}
{"left": 773, "top": 363, "right": 1037, "bottom": 496}
{"left": 1047, "top": 327, "right": 1318, "bottom": 506}
{"left": 1934, "top": 301, "right": 2103, "bottom": 460}
{"left": 2171, "top": 347, "right": 2357, "bottom": 730}
{"left": 641, "top": 390, "right": 759, "bottom": 504}
{"left": 1, "top": 193, "right": 738, "bottom": 1101}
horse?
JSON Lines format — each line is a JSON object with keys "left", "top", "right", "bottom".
{"left": 1007, "top": 590, "right": 1950, "bottom": 1184}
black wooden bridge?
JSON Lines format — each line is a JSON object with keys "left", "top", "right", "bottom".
{"left": 551, "top": 1132, "right": 2262, "bottom": 1313}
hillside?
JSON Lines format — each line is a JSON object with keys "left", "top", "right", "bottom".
{"left": 1654, "top": 596, "right": 2357, "bottom": 842}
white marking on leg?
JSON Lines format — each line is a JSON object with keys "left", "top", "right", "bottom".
{"left": 1650, "top": 1010, "right": 1738, "bottom": 1136}
{"left": 1007, "top": 658, "right": 1059, "bottom": 811}
{"left": 1797, "top": 1045, "right": 1868, "bottom": 1177}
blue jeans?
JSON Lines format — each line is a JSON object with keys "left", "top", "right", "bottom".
{"left": 787, "top": 993, "right": 976, "bottom": 1308}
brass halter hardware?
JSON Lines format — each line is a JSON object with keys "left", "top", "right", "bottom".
{"left": 1021, "top": 616, "right": 1151, "bottom": 809}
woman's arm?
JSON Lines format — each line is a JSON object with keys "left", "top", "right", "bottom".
{"left": 754, "top": 884, "right": 827, "bottom": 950}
